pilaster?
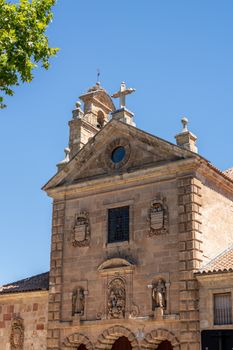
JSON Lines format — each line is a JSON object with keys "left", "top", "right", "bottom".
{"left": 177, "top": 176, "right": 202, "bottom": 350}
{"left": 47, "top": 201, "right": 65, "bottom": 350}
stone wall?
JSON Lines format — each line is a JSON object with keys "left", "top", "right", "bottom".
{"left": 201, "top": 178, "right": 233, "bottom": 266}
{"left": 44, "top": 170, "right": 189, "bottom": 350}
{"left": 196, "top": 272, "right": 233, "bottom": 331}
{"left": 0, "top": 291, "right": 48, "bottom": 350}
{"left": 62, "top": 178, "right": 179, "bottom": 321}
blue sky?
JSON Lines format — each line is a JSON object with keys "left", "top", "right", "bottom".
{"left": 1, "top": 0, "right": 233, "bottom": 285}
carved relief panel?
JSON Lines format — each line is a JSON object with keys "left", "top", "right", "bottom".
{"left": 72, "top": 211, "right": 90, "bottom": 247}
{"left": 148, "top": 194, "right": 169, "bottom": 236}
{"left": 97, "top": 258, "right": 137, "bottom": 320}
{"left": 107, "top": 278, "right": 126, "bottom": 319}
{"left": 10, "top": 317, "right": 24, "bottom": 350}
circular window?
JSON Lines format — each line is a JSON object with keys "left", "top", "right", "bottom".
{"left": 111, "top": 146, "right": 126, "bottom": 163}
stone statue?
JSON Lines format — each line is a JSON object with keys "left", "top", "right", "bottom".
{"left": 107, "top": 278, "right": 125, "bottom": 319}
{"left": 72, "top": 287, "right": 85, "bottom": 316}
{"left": 10, "top": 317, "right": 24, "bottom": 350}
{"left": 152, "top": 279, "right": 166, "bottom": 309}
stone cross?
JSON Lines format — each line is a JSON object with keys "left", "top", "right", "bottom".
{"left": 111, "top": 82, "right": 135, "bottom": 109}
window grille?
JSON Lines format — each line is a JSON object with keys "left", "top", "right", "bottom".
{"left": 214, "top": 293, "right": 232, "bottom": 325}
{"left": 108, "top": 206, "right": 129, "bottom": 243}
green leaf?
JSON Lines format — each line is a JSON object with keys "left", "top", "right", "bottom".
{"left": 0, "top": 0, "right": 59, "bottom": 108}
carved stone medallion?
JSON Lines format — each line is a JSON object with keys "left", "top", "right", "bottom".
{"left": 148, "top": 194, "right": 168, "bottom": 236}
{"left": 72, "top": 211, "right": 90, "bottom": 247}
{"left": 10, "top": 317, "right": 24, "bottom": 350}
{"left": 107, "top": 278, "right": 126, "bottom": 319}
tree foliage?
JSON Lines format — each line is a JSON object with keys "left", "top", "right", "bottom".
{"left": 0, "top": 0, "right": 58, "bottom": 108}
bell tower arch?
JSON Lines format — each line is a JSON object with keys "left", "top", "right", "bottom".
{"left": 68, "top": 82, "right": 115, "bottom": 159}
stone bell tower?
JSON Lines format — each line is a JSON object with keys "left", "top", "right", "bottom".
{"left": 68, "top": 82, "right": 115, "bottom": 160}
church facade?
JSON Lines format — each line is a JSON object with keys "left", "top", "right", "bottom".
{"left": 1, "top": 83, "right": 233, "bottom": 350}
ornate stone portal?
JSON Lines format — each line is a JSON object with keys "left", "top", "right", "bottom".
{"left": 72, "top": 211, "right": 90, "bottom": 247}
{"left": 72, "top": 287, "right": 85, "bottom": 316}
{"left": 107, "top": 278, "right": 126, "bottom": 319}
{"left": 148, "top": 194, "right": 169, "bottom": 236}
{"left": 10, "top": 317, "right": 24, "bottom": 350}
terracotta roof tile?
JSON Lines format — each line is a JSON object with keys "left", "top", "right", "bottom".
{"left": 0, "top": 272, "right": 49, "bottom": 294}
{"left": 198, "top": 245, "right": 233, "bottom": 275}
{"left": 223, "top": 167, "right": 233, "bottom": 180}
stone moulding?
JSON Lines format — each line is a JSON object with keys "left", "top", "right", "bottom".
{"left": 141, "top": 328, "right": 180, "bottom": 350}
{"left": 72, "top": 211, "right": 90, "bottom": 247}
{"left": 95, "top": 325, "right": 139, "bottom": 350}
{"left": 61, "top": 326, "right": 180, "bottom": 350}
{"left": 148, "top": 194, "right": 169, "bottom": 236}
{"left": 98, "top": 258, "right": 134, "bottom": 274}
{"left": 104, "top": 137, "right": 131, "bottom": 170}
{"left": 62, "top": 333, "right": 94, "bottom": 350}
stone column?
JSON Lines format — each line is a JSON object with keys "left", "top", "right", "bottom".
{"left": 177, "top": 177, "right": 202, "bottom": 350}
{"left": 47, "top": 201, "right": 65, "bottom": 350}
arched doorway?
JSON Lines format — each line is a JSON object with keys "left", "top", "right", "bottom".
{"left": 77, "top": 345, "right": 88, "bottom": 350}
{"left": 157, "top": 340, "right": 173, "bottom": 350}
{"left": 111, "top": 336, "right": 132, "bottom": 350}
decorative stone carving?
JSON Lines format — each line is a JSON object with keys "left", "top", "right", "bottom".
{"left": 148, "top": 194, "right": 168, "bottom": 236}
{"left": 96, "top": 311, "right": 103, "bottom": 320}
{"left": 107, "top": 278, "right": 126, "bottom": 319}
{"left": 10, "top": 317, "right": 24, "bottom": 350}
{"left": 72, "top": 211, "right": 90, "bottom": 247}
{"left": 130, "top": 302, "right": 140, "bottom": 318}
{"left": 72, "top": 287, "right": 85, "bottom": 316}
{"left": 152, "top": 279, "right": 166, "bottom": 310}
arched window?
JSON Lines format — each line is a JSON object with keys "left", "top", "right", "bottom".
{"left": 97, "top": 110, "right": 105, "bottom": 128}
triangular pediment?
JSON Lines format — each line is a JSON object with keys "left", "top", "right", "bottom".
{"left": 43, "top": 119, "right": 198, "bottom": 191}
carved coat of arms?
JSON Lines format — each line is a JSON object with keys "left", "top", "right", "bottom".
{"left": 10, "top": 317, "right": 24, "bottom": 350}
{"left": 148, "top": 194, "right": 168, "bottom": 236}
{"left": 72, "top": 211, "right": 90, "bottom": 247}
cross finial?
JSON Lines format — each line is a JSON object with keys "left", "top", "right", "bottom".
{"left": 111, "top": 82, "right": 136, "bottom": 109}
{"left": 97, "top": 68, "right": 100, "bottom": 84}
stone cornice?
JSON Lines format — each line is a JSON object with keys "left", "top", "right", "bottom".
{"left": 45, "top": 156, "right": 233, "bottom": 201}
{"left": 196, "top": 158, "right": 233, "bottom": 195}
{"left": 195, "top": 271, "right": 233, "bottom": 279}
{"left": 0, "top": 290, "right": 48, "bottom": 301}
{"left": 45, "top": 157, "right": 199, "bottom": 199}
